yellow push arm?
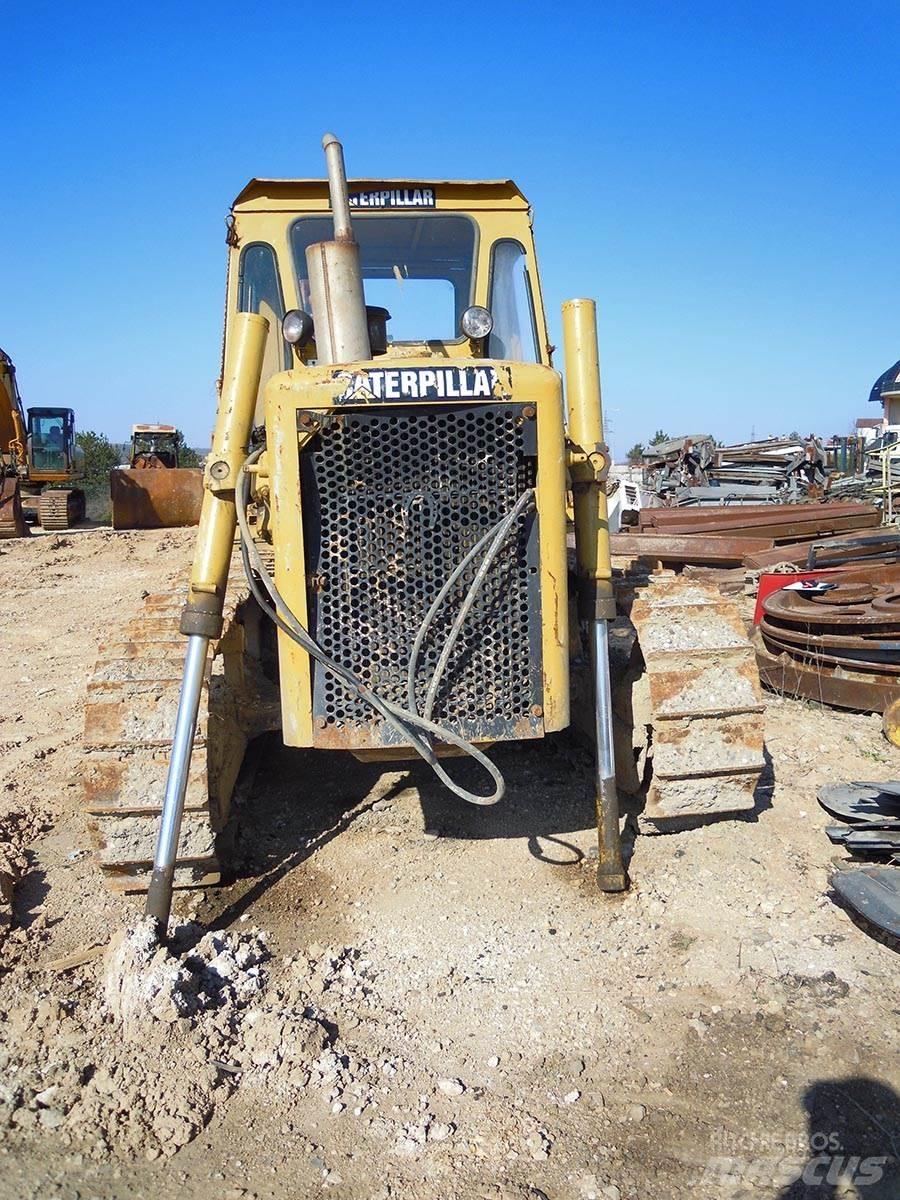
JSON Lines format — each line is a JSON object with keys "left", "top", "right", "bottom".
{"left": 180, "top": 311, "right": 269, "bottom": 638}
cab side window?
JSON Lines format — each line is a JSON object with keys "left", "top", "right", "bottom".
{"left": 488, "top": 240, "right": 540, "bottom": 363}
{"left": 238, "top": 243, "right": 291, "bottom": 377}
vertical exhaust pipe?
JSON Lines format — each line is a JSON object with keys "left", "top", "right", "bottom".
{"left": 305, "top": 133, "right": 372, "bottom": 365}
{"left": 562, "top": 298, "right": 627, "bottom": 894}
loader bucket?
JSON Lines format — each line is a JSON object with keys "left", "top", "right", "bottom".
{"left": 110, "top": 467, "right": 204, "bottom": 530}
{"left": 0, "top": 475, "right": 27, "bottom": 538}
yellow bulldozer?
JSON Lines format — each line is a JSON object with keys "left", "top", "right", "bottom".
{"left": 1, "top": 347, "right": 86, "bottom": 538}
{"left": 81, "top": 136, "right": 765, "bottom": 930}
{"left": 110, "top": 423, "right": 204, "bottom": 530}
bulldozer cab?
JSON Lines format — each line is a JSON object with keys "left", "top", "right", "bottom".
{"left": 27, "top": 407, "right": 80, "bottom": 482}
{"left": 226, "top": 179, "right": 553, "bottom": 412}
{"left": 130, "top": 424, "right": 179, "bottom": 469}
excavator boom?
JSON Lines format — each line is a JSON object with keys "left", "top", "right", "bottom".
{"left": 0, "top": 348, "right": 28, "bottom": 537}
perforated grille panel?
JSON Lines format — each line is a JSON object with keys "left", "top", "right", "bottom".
{"left": 299, "top": 402, "right": 542, "bottom": 749}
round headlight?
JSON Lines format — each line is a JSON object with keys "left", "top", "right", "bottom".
{"left": 282, "top": 309, "right": 314, "bottom": 346}
{"left": 460, "top": 305, "right": 493, "bottom": 340}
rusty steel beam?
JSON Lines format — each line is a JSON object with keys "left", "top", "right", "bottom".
{"left": 639, "top": 501, "right": 879, "bottom": 529}
{"left": 610, "top": 532, "right": 773, "bottom": 565}
{"left": 657, "top": 513, "right": 879, "bottom": 540}
{"left": 744, "top": 532, "right": 900, "bottom": 570}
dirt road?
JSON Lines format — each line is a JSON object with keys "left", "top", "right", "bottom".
{"left": 0, "top": 527, "right": 898, "bottom": 1199}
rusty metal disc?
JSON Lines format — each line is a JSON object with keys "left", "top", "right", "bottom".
{"left": 805, "top": 584, "right": 878, "bottom": 605}
{"left": 759, "top": 620, "right": 900, "bottom": 668}
{"left": 763, "top": 586, "right": 900, "bottom": 630}
{"left": 755, "top": 633, "right": 900, "bottom": 713}
{"left": 871, "top": 589, "right": 900, "bottom": 617}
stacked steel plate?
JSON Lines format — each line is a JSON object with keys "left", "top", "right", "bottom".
{"left": 755, "top": 578, "right": 900, "bottom": 713}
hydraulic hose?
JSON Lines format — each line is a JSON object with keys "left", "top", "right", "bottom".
{"left": 236, "top": 447, "right": 536, "bottom": 806}
{"left": 406, "top": 489, "right": 534, "bottom": 724}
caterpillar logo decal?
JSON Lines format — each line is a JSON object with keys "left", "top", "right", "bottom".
{"left": 334, "top": 366, "right": 498, "bottom": 404}
{"left": 348, "top": 187, "right": 435, "bottom": 209}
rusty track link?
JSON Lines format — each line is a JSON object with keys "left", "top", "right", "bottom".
{"left": 38, "top": 488, "right": 86, "bottom": 530}
{"left": 628, "top": 575, "right": 766, "bottom": 829}
{"left": 81, "top": 574, "right": 260, "bottom": 893}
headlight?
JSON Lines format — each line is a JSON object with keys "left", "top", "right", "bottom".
{"left": 282, "top": 309, "right": 314, "bottom": 346}
{"left": 460, "top": 305, "right": 493, "bottom": 340}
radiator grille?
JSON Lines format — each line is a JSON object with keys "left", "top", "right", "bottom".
{"left": 298, "top": 402, "right": 542, "bottom": 748}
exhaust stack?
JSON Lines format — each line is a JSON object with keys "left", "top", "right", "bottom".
{"left": 305, "top": 134, "right": 372, "bottom": 365}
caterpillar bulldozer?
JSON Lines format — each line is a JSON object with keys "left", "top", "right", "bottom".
{"left": 81, "top": 135, "right": 765, "bottom": 929}
{"left": 1, "top": 348, "right": 86, "bottom": 538}
{"left": 110, "top": 423, "right": 204, "bottom": 530}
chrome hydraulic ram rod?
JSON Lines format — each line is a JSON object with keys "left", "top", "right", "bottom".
{"left": 145, "top": 310, "right": 268, "bottom": 934}
{"left": 562, "top": 298, "right": 627, "bottom": 893}
{"left": 592, "top": 618, "right": 624, "bottom": 888}
{"left": 144, "top": 635, "right": 209, "bottom": 929}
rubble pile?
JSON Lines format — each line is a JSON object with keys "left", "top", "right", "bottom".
{"left": 0, "top": 805, "right": 50, "bottom": 959}
{"left": 0, "top": 921, "right": 374, "bottom": 1160}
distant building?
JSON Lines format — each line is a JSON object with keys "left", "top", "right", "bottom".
{"left": 856, "top": 416, "right": 884, "bottom": 441}
{"left": 870, "top": 359, "right": 900, "bottom": 427}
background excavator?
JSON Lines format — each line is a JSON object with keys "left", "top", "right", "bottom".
{"left": 0, "top": 346, "right": 85, "bottom": 538}
{"left": 110, "top": 423, "right": 203, "bottom": 530}
{"left": 81, "top": 136, "right": 765, "bottom": 930}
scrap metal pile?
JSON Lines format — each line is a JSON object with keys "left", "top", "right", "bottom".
{"left": 820, "top": 781, "right": 900, "bottom": 942}
{"left": 706, "top": 436, "right": 811, "bottom": 491}
{"left": 754, "top": 569, "right": 900, "bottom": 715}
{"left": 641, "top": 434, "right": 816, "bottom": 504}
{"left": 611, "top": 500, "right": 900, "bottom": 721}
{"left": 609, "top": 500, "right": 886, "bottom": 568}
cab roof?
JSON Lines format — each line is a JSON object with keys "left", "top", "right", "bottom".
{"left": 232, "top": 178, "right": 530, "bottom": 213}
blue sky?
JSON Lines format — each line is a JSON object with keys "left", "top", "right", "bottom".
{"left": 2, "top": 2, "right": 897, "bottom": 457}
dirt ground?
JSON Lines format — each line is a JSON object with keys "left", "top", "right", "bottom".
{"left": 0, "top": 526, "right": 898, "bottom": 1200}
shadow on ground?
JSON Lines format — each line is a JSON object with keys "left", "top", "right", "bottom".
{"left": 775, "top": 1076, "right": 900, "bottom": 1198}
{"left": 208, "top": 730, "right": 600, "bottom": 927}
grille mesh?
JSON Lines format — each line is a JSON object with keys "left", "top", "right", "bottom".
{"left": 300, "top": 403, "right": 542, "bottom": 746}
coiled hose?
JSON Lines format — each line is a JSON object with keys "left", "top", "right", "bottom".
{"left": 236, "top": 446, "right": 536, "bottom": 806}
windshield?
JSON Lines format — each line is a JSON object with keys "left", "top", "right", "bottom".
{"left": 291, "top": 215, "right": 476, "bottom": 343}
{"left": 30, "top": 411, "right": 68, "bottom": 472}
{"left": 134, "top": 433, "right": 177, "bottom": 466}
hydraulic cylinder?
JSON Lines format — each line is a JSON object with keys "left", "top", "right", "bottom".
{"left": 562, "top": 298, "right": 627, "bottom": 894}
{"left": 145, "top": 311, "right": 268, "bottom": 933}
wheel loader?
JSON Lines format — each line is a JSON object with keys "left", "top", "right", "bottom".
{"left": 0, "top": 347, "right": 86, "bottom": 537}
{"left": 110, "top": 423, "right": 204, "bottom": 530}
{"left": 81, "top": 135, "right": 765, "bottom": 929}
